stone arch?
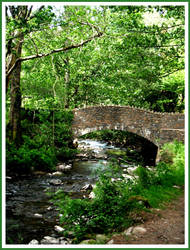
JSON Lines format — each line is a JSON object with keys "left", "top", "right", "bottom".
{"left": 72, "top": 105, "right": 184, "bottom": 147}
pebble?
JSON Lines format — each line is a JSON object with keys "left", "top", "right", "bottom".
{"left": 41, "top": 236, "right": 59, "bottom": 244}
{"left": 6, "top": 176, "right": 12, "bottom": 180}
{"left": 56, "top": 164, "right": 72, "bottom": 172}
{"left": 60, "top": 239, "right": 69, "bottom": 244}
{"left": 107, "top": 239, "right": 114, "bottom": 244}
{"left": 81, "top": 184, "right": 93, "bottom": 192}
{"left": 89, "top": 191, "right": 95, "bottom": 199}
{"left": 52, "top": 171, "right": 63, "bottom": 176}
{"left": 34, "top": 213, "right": 43, "bottom": 218}
{"left": 123, "top": 226, "right": 147, "bottom": 237}
{"left": 79, "top": 239, "right": 96, "bottom": 244}
{"left": 28, "top": 239, "right": 39, "bottom": 245}
{"left": 49, "top": 179, "right": 62, "bottom": 185}
{"left": 96, "top": 234, "right": 109, "bottom": 243}
{"left": 122, "top": 174, "right": 134, "bottom": 180}
{"left": 123, "top": 226, "right": 133, "bottom": 236}
{"left": 132, "top": 226, "right": 147, "bottom": 235}
{"left": 54, "top": 225, "right": 65, "bottom": 232}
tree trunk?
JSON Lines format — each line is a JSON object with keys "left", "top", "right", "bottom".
{"left": 9, "top": 61, "right": 22, "bottom": 144}
{"left": 7, "top": 36, "right": 23, "bottom": 145}
{"left": 64, "top": 57, "right": 70, "bottom": 109}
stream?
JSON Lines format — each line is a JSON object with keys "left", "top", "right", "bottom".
{"left": 6, "top": 139, "right": 137, "bottom": 244}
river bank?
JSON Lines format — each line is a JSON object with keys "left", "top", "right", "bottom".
{"left": 6, "top": 139, "right": 138, "bottom": 244}
{"left": 6, "top": 139, "right": 185, "bottom": 245}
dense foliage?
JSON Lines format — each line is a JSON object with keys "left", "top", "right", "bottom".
{"left": 52, "top": 141, "right": 184, "bottom": 243}
{"left": 20, "top": 6, "right": 185, "bottom": 111}
{"left": 6, "top": 109, "right": 77, "bottom": 174}
{"left": 5, "top": 5, "right": 185, "bottom": 245}
{"left": 6, "top": 4, "right": 185, "bottom": 145}
{"left": 5, "top": 4, "right": 185, "bottom": 175}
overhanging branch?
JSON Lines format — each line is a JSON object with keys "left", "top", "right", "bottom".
{"left": 160, "top": 68, "right": 184, "bottom": 78}
{"left": 6, "top": 31, "right": 103, "bottom": 78}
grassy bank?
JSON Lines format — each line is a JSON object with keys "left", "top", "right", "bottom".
{"left": 52, "top": 141, "right": 185, "bottom": 243}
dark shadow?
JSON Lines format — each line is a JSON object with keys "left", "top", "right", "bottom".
{"left": 79, "top": 129, "right": 158, "bottom": 166}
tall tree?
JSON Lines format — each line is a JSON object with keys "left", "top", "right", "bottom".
{"left": 6, "top": 5, "right": 103, "bottom": 143}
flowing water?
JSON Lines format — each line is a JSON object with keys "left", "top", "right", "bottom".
{"left": 6, "top": 139, "right": 136, "bottom": 244}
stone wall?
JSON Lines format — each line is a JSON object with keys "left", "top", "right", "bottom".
{"left": 72, "top": 105, "right": 184, "bottom": 147}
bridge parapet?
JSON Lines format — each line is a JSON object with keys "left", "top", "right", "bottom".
{"left": 72, "top": 105, "right": 184, "bottom": 146}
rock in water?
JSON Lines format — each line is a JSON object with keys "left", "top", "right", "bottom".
{"left": 52, "top": 171, "right": 63, "bottom": 176}
{"left": 89, "top": 191, "right": 95, "bottom": 199}
{"left": 41, "top": 236, "right": 59, "bottom": 244}
{"left": 28, "top": 239, "right": 39, "bottom": 245}
{"left": 49, "top": 179, "right": 62, "bottom": 185}
{"left": 56, "top": 164, "right": 72, "bottom": 172}
{"left": 54, "top": 225, "right": 65, "bottom": 232}
{"left": 59, "top": 239, "right": 69, "bottom": 245}
{"left": 81, "top": 184, "right": 93, "bottom": 192}
{"left": 34, "top": 213, "right": 43, "bottom": 218}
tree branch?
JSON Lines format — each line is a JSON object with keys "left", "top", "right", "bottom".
{"left": 160, "top": 68, "right": 184, "bottom": 78}
{"left": 26, "top": 6, "right": 33, "bottom": 20}
{"left": 29, "top": 5, "right": 45, "bottom": 20}
{"left": 6, "top": 31, "right": 103, "bottom": 78}
{"left": 78, "top": 20, "right": 102, "bottom": 36}
{"left": 29, "top": 34, "right": 39, "bottom": 55}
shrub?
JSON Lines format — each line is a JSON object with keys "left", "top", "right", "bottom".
{"left": 52, "top": 164, "right": 139, "bottom": 242}
{"left": 134, "top": 141, "right": 185, "bottom": 188}
{"left": 6, "top": 138, "right": 56, "bottom": 174}
{"left": 159, "top": 141, "right": 185, "bottom": 186}
{"left": 52, "top": 141, "right": 185, "bottom": 242}
{"left": 6, "top": 109, "right": 77, "bottom": 174}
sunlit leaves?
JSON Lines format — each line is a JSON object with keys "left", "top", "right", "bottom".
{"left": 15, "top": 5, "right": 185, "bottom": 112}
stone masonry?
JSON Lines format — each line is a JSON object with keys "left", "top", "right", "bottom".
{"left": 72, "top": 105, "right": 184, "bottom": 148}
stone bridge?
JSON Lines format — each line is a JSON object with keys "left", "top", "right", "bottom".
{"left": 72, "top": 105, "right": 184, "bottom": 148}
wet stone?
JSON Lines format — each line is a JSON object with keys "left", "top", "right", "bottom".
{"left": 40, "top": 236, "right": 59, "bottom": 244}
{"left": 81, "top": 184, "right": 93, "bottom": 192}
{"left": 6, "top": 139, "right": 140, "bottom": 244}
{"left": 34, "top": 213, "right": 43, "bottom": 218}
{"left": 28, "top": 239, "right": 39, "bottom": 244}
{"left": 56, "top": 164, "right": 72, "bottom": 172}
{"left": 54, "top": 225, "right": 65, "bottom": 233}
{"left": 49, "top": 179, "right": 62, "bottom": 185}
{"left": 123, "top": 226, "right": 133, "bottom": 236}
{"left": 132, "top": 226, "right": 147, "bottom": 235}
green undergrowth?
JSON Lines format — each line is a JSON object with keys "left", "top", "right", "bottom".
{"left": 51, "top": 141, "right": 185, "bottom": 243}
{"left": 6, "top": 109, "right": 77, "bottom": 174}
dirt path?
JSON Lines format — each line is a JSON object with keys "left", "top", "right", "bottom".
{"left": 110, "top": 193, "right": 185, "bottom": 245}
